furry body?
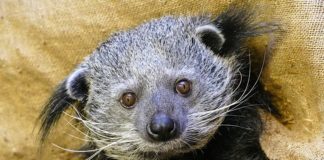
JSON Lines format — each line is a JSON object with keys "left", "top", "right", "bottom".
{"left": 39, "top": 6, "right": 277, "bottom": 160}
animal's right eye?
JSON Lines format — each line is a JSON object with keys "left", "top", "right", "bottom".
{"left": 175, "top": 79, "right": 191, "bottom": 96}
{"left": 120, "top": 92, "right": 137, "bottom": 109}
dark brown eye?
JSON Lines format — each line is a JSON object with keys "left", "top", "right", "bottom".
{"left": 175, "top": 79, "right": 191, "bottom": 95}
{"left": 120, "top": 92, "right": 136, "bottom": 108}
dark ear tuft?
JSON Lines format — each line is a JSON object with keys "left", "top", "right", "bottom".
{"left": 212, "top": 6, "right": 254, "bottom": 54}
{"left": 38, "top": 68, "right": 88, "bottom": 142}
{"left": 196, "top": 6, "right": 279, "bottom": 55}
{"left": 38, "top": 80, "right": 76, "bottom": 142}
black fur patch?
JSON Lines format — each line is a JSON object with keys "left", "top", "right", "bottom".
{"left": 38, "top": 80, "right": 76, "bottom": 142}
{"left": 39, "top": 70, "right": 89, "bottom": 143}
{"left": 211, "top": 6, "right": 278, "bottom": 55}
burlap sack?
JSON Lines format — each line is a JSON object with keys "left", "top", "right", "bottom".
{"left": 0, "top": 0, "right": 323, "bottom": 159}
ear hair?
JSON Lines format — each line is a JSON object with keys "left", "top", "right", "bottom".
{"left": 38, "top": 68, "right": 88, "bottom": 142}
{"left": 196, "top": 6, "right": 279, "bottom": 55}
{"left": 66, "top": 68, "right": 88, "bottom": 101}
{"left": 196, "top": 24, "right": 225, "bottom": 53}
{"left": 38, "top": 80, "right": 76, "bottom": 142}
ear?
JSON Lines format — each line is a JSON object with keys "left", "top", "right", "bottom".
{"left": 38, "top": 68, "right": 89, "bottom": 142}
{"left": 66, "top": 68, "right": 88, "bottom": 101}
{"left": 195, "top": 24, "right": 225, "bottom": 53}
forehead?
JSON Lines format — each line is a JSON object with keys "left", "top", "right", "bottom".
{"left": 86, "top": 16, "right": 219, "bottom": 80}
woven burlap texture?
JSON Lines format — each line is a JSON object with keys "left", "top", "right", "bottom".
{"left": 0, "top": 0, "right": 323, "bottom": 160}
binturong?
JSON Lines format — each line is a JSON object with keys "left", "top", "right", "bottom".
{"left": 38, "top": 4, "right": 279, "bottom": 160}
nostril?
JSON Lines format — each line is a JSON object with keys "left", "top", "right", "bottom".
{"left": 147, "top": 113, "right": 177, "bottom": 141}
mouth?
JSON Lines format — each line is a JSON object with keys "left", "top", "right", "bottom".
{"left": 140, "top": 132, "right": 204, "bottom": 155}
{"left": 138, "top": 146, "right": 189, "bottom": 159}
{"left": 138, "top": 136, "right": 207, "bottom": 159}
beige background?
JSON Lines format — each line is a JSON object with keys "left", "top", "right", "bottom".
{"left": 0, "top": 0, "right": 323, "bottom": 159}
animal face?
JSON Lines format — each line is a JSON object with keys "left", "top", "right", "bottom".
{"left": 80, "top": 16, "right": 236, "bottom": 159}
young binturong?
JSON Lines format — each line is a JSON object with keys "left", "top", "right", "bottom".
{"left": 38, "top": 4, "right": 279, "bottom": 160}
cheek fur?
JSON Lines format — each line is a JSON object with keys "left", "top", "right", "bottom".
{"left": 180, "top": 79, "right": 234, "bottom": 147}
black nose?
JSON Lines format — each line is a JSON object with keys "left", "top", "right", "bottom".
{"left": 147, "top": 113, "right": 177, "bottom": 141}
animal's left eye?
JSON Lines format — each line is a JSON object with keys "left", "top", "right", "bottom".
{"left": 175, "top": 79, "right": 191, "bottom": 95}
{"left": 120, "top": 92, "right": 137, "bottom": 109}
